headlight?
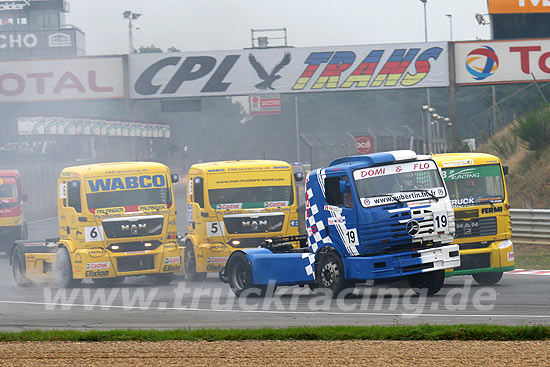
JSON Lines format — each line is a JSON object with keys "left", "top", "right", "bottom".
{"left": 498, "top": 239, "right": 513, "bottom": 249}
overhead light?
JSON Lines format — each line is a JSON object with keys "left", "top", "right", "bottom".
{"left": 475, "top": 13, "right": 486, "bottom": 25}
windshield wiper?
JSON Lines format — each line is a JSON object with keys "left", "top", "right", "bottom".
{"left": 400, "top": 189, "right": 439, "bottom": 202}
{"left": 377, "top": 194, "right": 404, "bottom": 205}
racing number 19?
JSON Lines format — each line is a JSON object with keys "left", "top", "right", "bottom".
{"left": 434, "top": 213, "right": 448, "bottom": 231}
{"left": 346, "top": 230, "right": 356, "bottom": 244}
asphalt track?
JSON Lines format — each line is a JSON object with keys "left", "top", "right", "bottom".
{"left": 0, "top": 216, "right": 549, "bottom": 331}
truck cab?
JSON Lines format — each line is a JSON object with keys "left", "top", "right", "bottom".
{"left": 10, "top": 162, "right": 180, "bottom": 287}
{"left": 433, "top": 153, "right": 514, "bottom": 285}
{"left": 225, "top": 151, "right": 460, "bottom": 297}
{"left": 183, "top": 160, "right": 302, "bottom": 281}
{"left": 0, "top": 170, "right": 27, "bottom": 252}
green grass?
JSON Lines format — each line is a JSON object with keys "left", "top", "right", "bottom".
{"left": 0, "top": 325, "right": 549, "bottom": 342}
{"left": 514, "top": 243, "right": 550, "bottom": 270}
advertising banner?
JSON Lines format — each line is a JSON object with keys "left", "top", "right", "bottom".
{"left": 455, "top": 39, "right": 550, "bottom": 85}
{"left": 0, "top": 30, "right": 73, "bottom": 50}
{"left": 129, "top": 42, "right": 449, "bottom": 99}
{"left": 249, "top": 93, "right": 281, "bottom": 116}
{"left": 0, "top": 56, "right": 124, "bottom": 102}
{"left": 354, "top": 135, "right": 375, "bottom": 154}
{"left": 488, "top": 0, "right": 550, "bottom": 14}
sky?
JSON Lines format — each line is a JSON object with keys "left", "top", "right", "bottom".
{"left": 65, "top": 0, "right": 492, "bottom": 56}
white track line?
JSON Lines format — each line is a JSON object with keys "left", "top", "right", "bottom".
{"left": 27, "top": 216, "right": 57, "bottom": 225}
{"left": 1, "top": 300, "right": 550, "bottom": 319}
{"left": 507, "top": 269, "right": 550, "bottom": 276}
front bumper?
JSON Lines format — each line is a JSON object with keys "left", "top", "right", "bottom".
{"left": 347, "top": 244, "right": 461, "bottom": 280}
{"left": 445, "top": 239, "right": 515, "bottom": 277}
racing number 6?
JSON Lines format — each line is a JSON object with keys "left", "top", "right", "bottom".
{"left": 90, "top": 227, "right": 98, "bottom": 239}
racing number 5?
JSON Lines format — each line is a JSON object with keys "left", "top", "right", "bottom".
{"left": 207, "top": 221, "right": 224, "bottom": 237}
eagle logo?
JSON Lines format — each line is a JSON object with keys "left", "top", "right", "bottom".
{"left": 248, "top": 52, "right": 291, "bottom": 90}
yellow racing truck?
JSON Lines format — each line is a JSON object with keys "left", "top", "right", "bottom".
{"left": 10, "top": 162, "right": 181, "bottom": 287}
{"left": 433, "top": 153, "right": 514, "bottom": 285}
{"left": 183, "top": 160, "right": 303, "bottom": 281}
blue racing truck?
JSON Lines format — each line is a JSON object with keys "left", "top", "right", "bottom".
{"left": 224, "top": 150, "right": 460, "bottom": 297}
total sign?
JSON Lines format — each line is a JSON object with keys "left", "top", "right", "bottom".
{"left": 0, "top": 56, "right": 125, "bottom": 102}
{"left": 455, "top": 39, "right": 550, "bottom": 85}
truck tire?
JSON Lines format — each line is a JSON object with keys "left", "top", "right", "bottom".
{"left": 184, "top": 241, "right": 206, "bottom": 282}
{"left": 54, "top": 247, "right": 81, "bottom": 288}
{"left": 408, "top": 270, "right": 445, "bottom": 296}
{"left": 149, "top": 273, "right": 174, "bottom": 285}
{"left": 92, "top": 277, "right": 125, "bottom": 287}
{"left": 316, "top": 251, "right": 354, "bottom": 298}
{"left": 227, "top": 252, "right": 267, "bottom": 297}
{"left": 12, "top": 246, "right": 31, "bottom": 287}
{"left": 472, "top": 271, "right": 503, "bottom": 286}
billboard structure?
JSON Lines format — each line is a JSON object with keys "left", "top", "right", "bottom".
{"left": 128, "top": 42, "right": 450, "bottom": 99}
{"left": 18, "top": 117, "right": 170, "bottom": 138}
{"left": 0, "top": 0, "right": 85, "bottom": 60}
{"left": 487, "top": 0, "right": 550, "bottom": 40}
{"left": 0, "top": 56, "right": 125, "bottom": 102}
{"left": 455, "top": 38, "right": 550, "bottom": 85}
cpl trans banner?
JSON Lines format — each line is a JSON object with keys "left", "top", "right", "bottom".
{"left": 455, "top": 39, "right": 550, "bottom": 85}
{"left": 488, "top": 0, "right": 550, "bottom": 14}
{"left": 0, "top": 56, "right": 124, "bottom": 102}
{"left": 129, "top": 42, "right": 449, "bottom": 99}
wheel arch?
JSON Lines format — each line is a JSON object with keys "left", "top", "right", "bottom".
{"left": 314, "top": 244, "right": 350, "bottom": 280}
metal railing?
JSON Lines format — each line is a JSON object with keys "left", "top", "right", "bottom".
{"left": 511, "top": 209, "right": 550, "bottom": 245}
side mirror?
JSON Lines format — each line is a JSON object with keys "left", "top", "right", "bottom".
{"left": 502, "top": 165, "right": 509, "bottom": 175}
{"left": 294, "top": 172, "right": 304, "bottom": 182}
{"left": 22, "top": 193, "right": 28, "bottom": 202}
{"left": 339, "top": 179, "right": 350, "bottom": 194}
{"left": 171, "top": 173, "right": 179, "bottom": 183}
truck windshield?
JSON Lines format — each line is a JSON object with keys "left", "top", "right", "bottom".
{"left": 353, "top": 160, "right": 446, "bottom": 207}
{"left": 0, "top": 181, "right": 17, "bottom": 200}
{"left": 442, "top": 164, "right": 504, "bottom": 207}
{"left": 209, "top": 186, "right": 293, "bottom": 210}
{"left": 86, "top": 188, "right": 171, "bottom": 209}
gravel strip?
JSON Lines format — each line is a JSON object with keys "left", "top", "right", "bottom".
{"left": 0, "top": 340, "right": 548, "bottom": 366}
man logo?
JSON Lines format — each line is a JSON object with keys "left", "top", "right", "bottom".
{"left": 406, "top": 220, "right": 420, "bottom": 236}
{"left": 121, "top": 223, "right": 146, "bottom": 235}
{"left": 242, "top": 219, "right": 267, "bottom": 231}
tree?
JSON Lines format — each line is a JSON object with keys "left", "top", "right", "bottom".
{"left": 137, "top": 44, "right": 163, "bottom": 53}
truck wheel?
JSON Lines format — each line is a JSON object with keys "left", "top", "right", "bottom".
{"left": 316, "top": 251, "right": 354, "bottom": 298}
{"left": 472, "top": 272, "right": 503, "bottom": 286}
{"left": 408, "top": 270, "right": 445, "bottom": 296}
{"left": 227, "top": 252, "right": 267, "bottom": 297}
{"left": 184, "top": 242, "right": 206, "bottom": 282}
{"left": 92, "top": 277, "right": 125, "bottom": 287}
{"left": 149, "top": 273, "right": 175, "bottom": 285}
{"left": 55, "top": 247, "right": 81, "bottom": 288}
{"left": 12, "top": 246, "right": 31, "bottom": 287}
